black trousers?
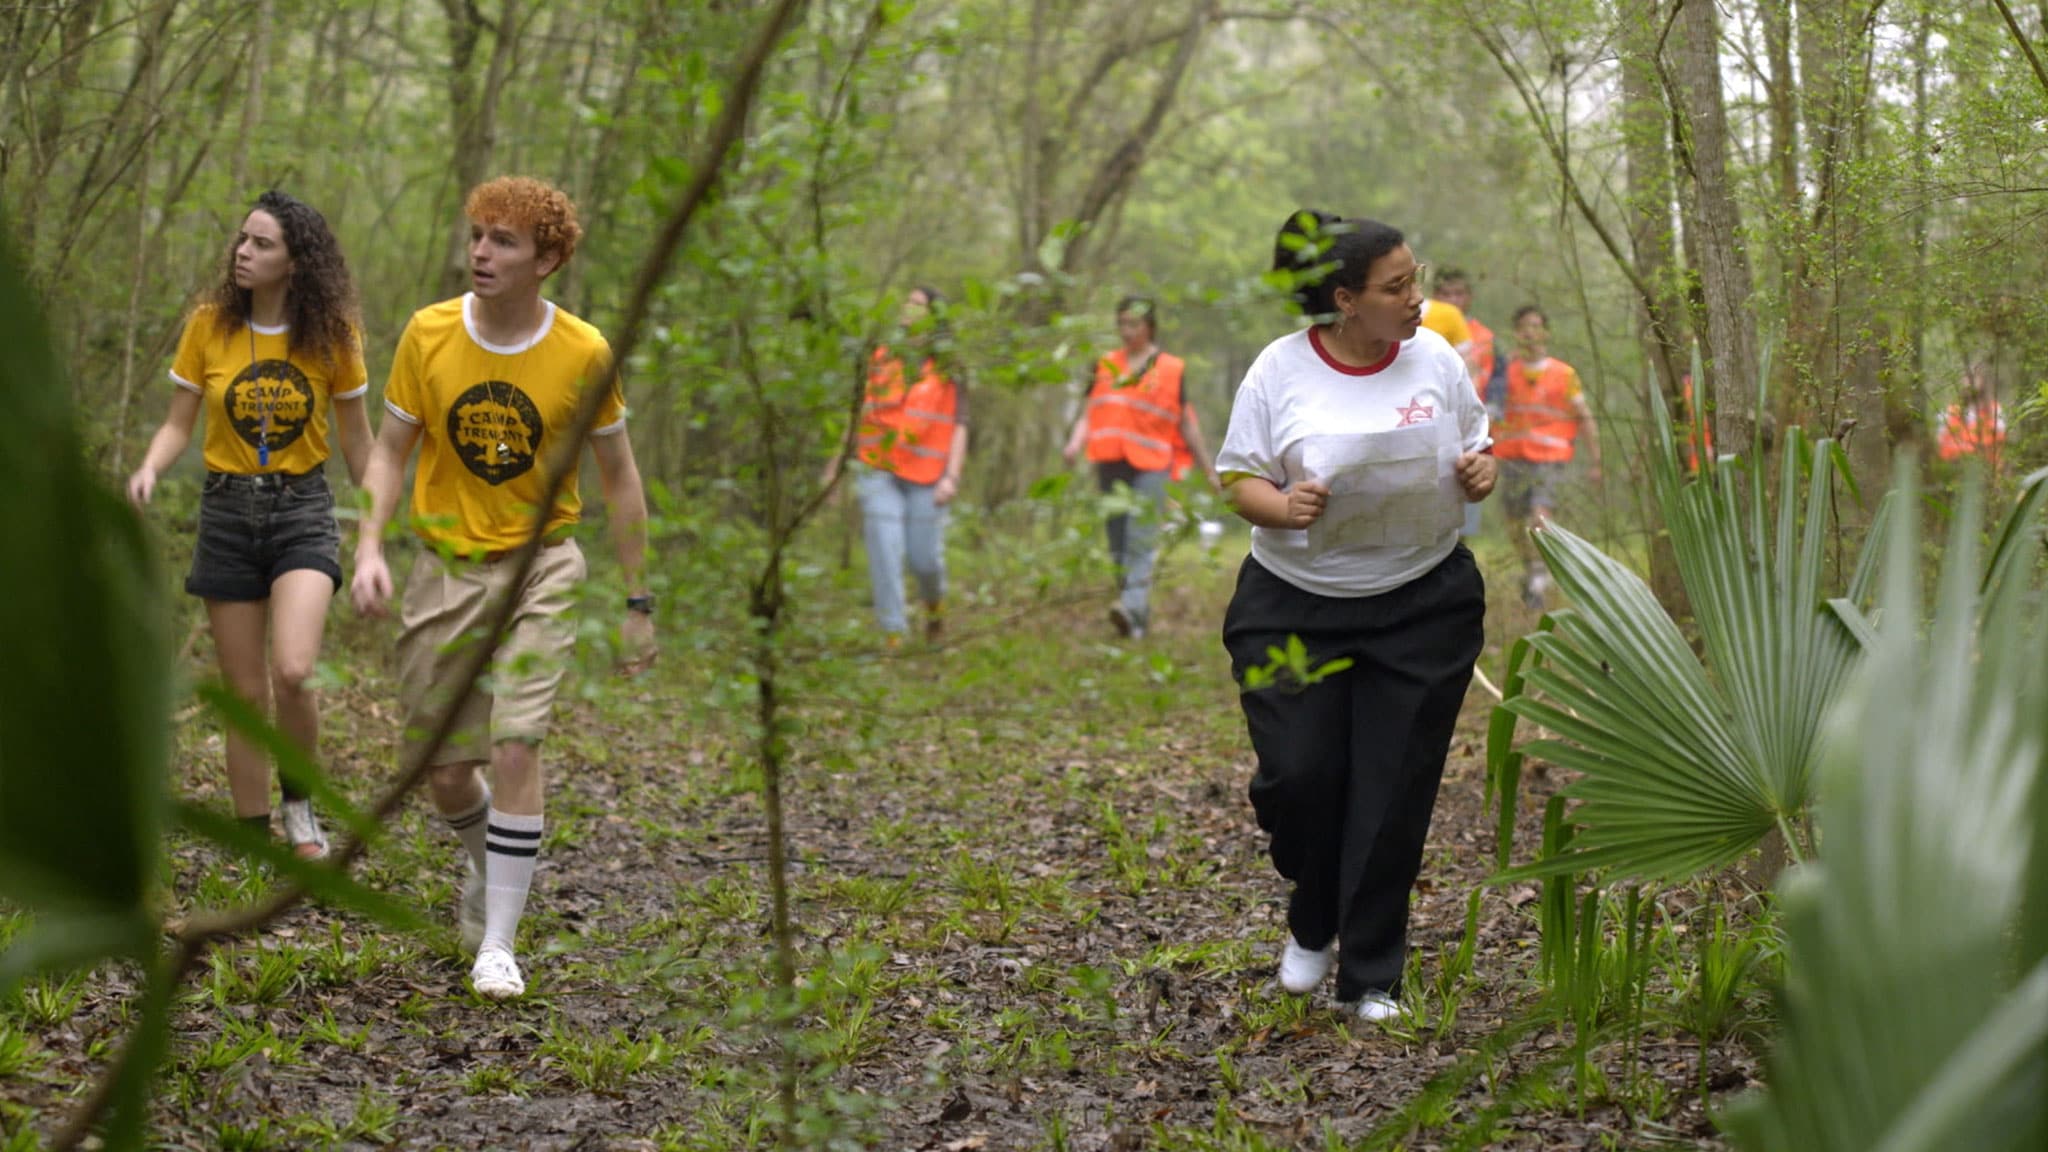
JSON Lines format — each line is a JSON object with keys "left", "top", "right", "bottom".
{"left": 1222, "top": 547, "right": 1484, "bottom": 1000}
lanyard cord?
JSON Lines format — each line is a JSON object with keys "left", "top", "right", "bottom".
{"left": 250, "top": 322, "right": 271, "bottom": 468}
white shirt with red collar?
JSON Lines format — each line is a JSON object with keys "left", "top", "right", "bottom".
{"left": 1218, "top": 325, "right": 1492, "bottom": 597}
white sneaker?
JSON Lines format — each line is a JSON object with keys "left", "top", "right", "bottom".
{"left": 470, "top": 947, "right": 525, "bottom": 1000}
{"left": 1349, "top": 991, "right": 1407, "bottom": 1024}
{"left": 1277, "top": 936, "right": 1335, "bottom": 994}
{"left": 280, "top": 799, "right": 328, "bottom": 860}
{"left": 458, "top": 865, "right": 486, "bottom": 955}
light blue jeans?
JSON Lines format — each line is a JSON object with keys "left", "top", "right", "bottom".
{"left": 856, "top": 466, "right": 947, "bottom": 633}
{"left": 1097, "top": 461, "right": 1168, "bottom": 629}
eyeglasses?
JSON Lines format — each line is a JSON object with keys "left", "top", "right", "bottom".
{"left": 1371, "top": 262, "right": 1427, "bottom": 296}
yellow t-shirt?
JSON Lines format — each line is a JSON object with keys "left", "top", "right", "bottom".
{"left": 382, "top": 294, "right": 626, "bottom": 556}
{"left": 1420, "top": 299, "right": 1474, "bottom": 350}
{"left": 170, "top": 305, "right": 368, "bottom": 474}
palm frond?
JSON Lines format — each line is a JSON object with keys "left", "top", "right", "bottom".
{"left": 1721, "top": 462, "right": 2048, "bottom": 1152}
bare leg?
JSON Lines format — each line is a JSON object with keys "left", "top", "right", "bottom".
{"left": 206, "top": 599, "right": 274, "bottom": 820}
{"left": 267, "top": 570, "right": 335, "bottom": 790}
{"left": 490, "top": 740, "right": 543, "bottom": 817}
{"left": 429, "top": 761, "right": 490, "bottom": 816}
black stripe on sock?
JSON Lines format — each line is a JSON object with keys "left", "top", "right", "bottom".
{"left": 485, "top": 825, "right": 542, "bottom": 840}
{"left": 486, "top": 843, "right": 539, "bottom": 858}
{"left": 446, "top": 807, "right": 489, "bottom": 830}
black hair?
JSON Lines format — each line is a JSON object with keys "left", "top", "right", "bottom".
{"left": 1270, "top": 209, "right": 1405, "bottom": 319}
{"left": 1512, "top": 304, "right": 1547, "bottom": 327}
{"left": 1115, "top": 294, "right": 1158, "bottom": 336}
{"left": 1436, "top": 267, "right": 1469, "bottom": 290}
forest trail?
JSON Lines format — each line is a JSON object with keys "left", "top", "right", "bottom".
{"left": 6, "top": 530, "right": 1753, "bottom": 1150}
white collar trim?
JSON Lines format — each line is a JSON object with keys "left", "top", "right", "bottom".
{"left": 462, "top": 292, "right": 556, "bottom": 355}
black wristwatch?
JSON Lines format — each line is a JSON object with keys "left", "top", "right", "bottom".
{"left": 626, "top": 595, "right": 655, "bottom": 616}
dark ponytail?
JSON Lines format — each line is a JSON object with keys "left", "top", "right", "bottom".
{"left": 1271, "top": 210, "right": 1405, "bottom": 319}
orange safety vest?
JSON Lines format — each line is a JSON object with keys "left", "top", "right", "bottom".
{"left": 1497, "top": 357, "right": 1581, "bottom": 463}
{"left": 1681, "top": 374, "right": 1715, "bottom": 474}
{"left": 1938, "top": 398, "right": 2006, "bottom": 462}
{"left": 1085, "top": 349, "right": 1185, "bottom": 473}
{"left": 1469, "top": 318, "right": 1496, "bottom": 404}
{"left": 858, "top": 346, "right": 959, "bottom": 485}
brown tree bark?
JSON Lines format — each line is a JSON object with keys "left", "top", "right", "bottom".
{"left": 232, "top": 0, "right": 272, "bottom": 191}
{"left": 17, "top": 0, "right": 105, "bottom": 260}
{"left": 438, "top": 0, "right": 525, "bottom": 298}
{"left": 1618, "top": 0, "right": 1687, "bottom": 405}
{"left": 1669, "top": 0, "right": 1760, "bottom": 452}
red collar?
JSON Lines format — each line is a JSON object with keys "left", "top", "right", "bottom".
{"left": 1309, "top": 326, "right": 1399, "bottom": 376}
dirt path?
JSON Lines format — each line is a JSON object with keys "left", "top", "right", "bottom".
{"left": 7, "top": 546, "right": 1756, "bottom": 1150}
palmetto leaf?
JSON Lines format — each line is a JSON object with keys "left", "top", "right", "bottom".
{"left": 1493, "top": 384, "right": 1877, "bottom": 883}
{"left": 1721, "top": 463, "right": 2048, "bottom": 1152}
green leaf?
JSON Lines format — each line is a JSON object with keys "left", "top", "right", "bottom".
{"left": 173, "top": 804, "right": 429, "bottom": 934}
{"left": 1728, "top": 459, "right": 2048, "bottom": 1151}
{"left": 1495, "top": 381, "right": 1866, "bottom": 885}
{"left": 0, "top": 225, "right": 165, "bottom": 934}
{"left": 193, "top": 683, "right": 377, "bottom": 842}
{"left": 0, "top": 913, "right": 158, "bottom": 1002}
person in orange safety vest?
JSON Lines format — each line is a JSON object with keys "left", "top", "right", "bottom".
{"left": 1432, "top": 269, "right": 1502, "bottom": 537}
{"left": 1063, "top": 295, "right": 1220, "bottom": 639}
{"left": 1497, "top": 305, "right": 1600, "bottom": 609}
{"left": 1937, "top": 362, "right": 2006, "bottom": 469}
{"left": 824, "top": 287, "right": 969, "bottom": 644}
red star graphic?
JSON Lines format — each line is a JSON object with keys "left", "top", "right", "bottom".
{"left": 1395, "top": 397, "right": 1435, "bottom": 426}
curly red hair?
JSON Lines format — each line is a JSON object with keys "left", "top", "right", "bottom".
{"left": 464, "top": 176, "right": 583, "bottom": 269}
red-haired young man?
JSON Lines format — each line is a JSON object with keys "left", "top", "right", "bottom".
{"left": 353, "top": 177, "right": 655, "bottom": 1000}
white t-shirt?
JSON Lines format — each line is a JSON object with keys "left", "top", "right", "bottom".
{"left": 1217, "top": 326, "right": 1492, "bottom": 597}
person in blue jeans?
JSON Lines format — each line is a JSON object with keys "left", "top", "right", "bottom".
{"left": 824, "top": 288, "right": 970, "bottom": 644}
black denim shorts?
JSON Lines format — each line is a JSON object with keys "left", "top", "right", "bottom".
{"left": 185, "top": 470, "right": 344, "bottom": 602}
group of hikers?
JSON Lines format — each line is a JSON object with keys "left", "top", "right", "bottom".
{"left": 131, "top": 178, "right": 651, "bottom": 1000}
{"left": 127, "top": 185, "right": 2010, "bottom": 1019}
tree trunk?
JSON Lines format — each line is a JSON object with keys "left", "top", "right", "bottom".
{"left": 111, "top": 3, "right": 163, "bottom": 470}
{"left": 233, "top": 0, "right": 272, "bottom": 191}
{"left": 1618, "top": 0, "right": 1686, "bottom": 405}
{"left": 1057, "top": 0, "right": 1217, "bottom": 276}
{"left": 1670, "top": 0, "right": 1760, "bottom": 453}
{"left": 439, "top": 0, "right": 524, "bottom": 298}
{"left": 18, "top": 0, "right": 104, "bottom": 262}
{"left": 1896, "top": 8, "right": 1932, "bottom": 455}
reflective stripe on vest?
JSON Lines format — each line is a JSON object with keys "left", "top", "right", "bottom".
{"left": 1085, "top": 350, "right": 1184, "bottom": 472}
{"left": 859, "top": 346, "right": 959, "bottom": 484}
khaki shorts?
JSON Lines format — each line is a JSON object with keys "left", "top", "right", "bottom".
{"left": 397, "top": 539, "right": 586, "bottom": 765}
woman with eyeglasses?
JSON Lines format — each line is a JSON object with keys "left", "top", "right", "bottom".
{"left": 127, "top": 190, "right": 372, "bottom": 859}
{"left": 1216, "top": 210, "right": 1495, "bottom": 1022}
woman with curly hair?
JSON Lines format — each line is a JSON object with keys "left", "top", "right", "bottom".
{"left": 127, "top": 190, "right": 373, "bottom": 859}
